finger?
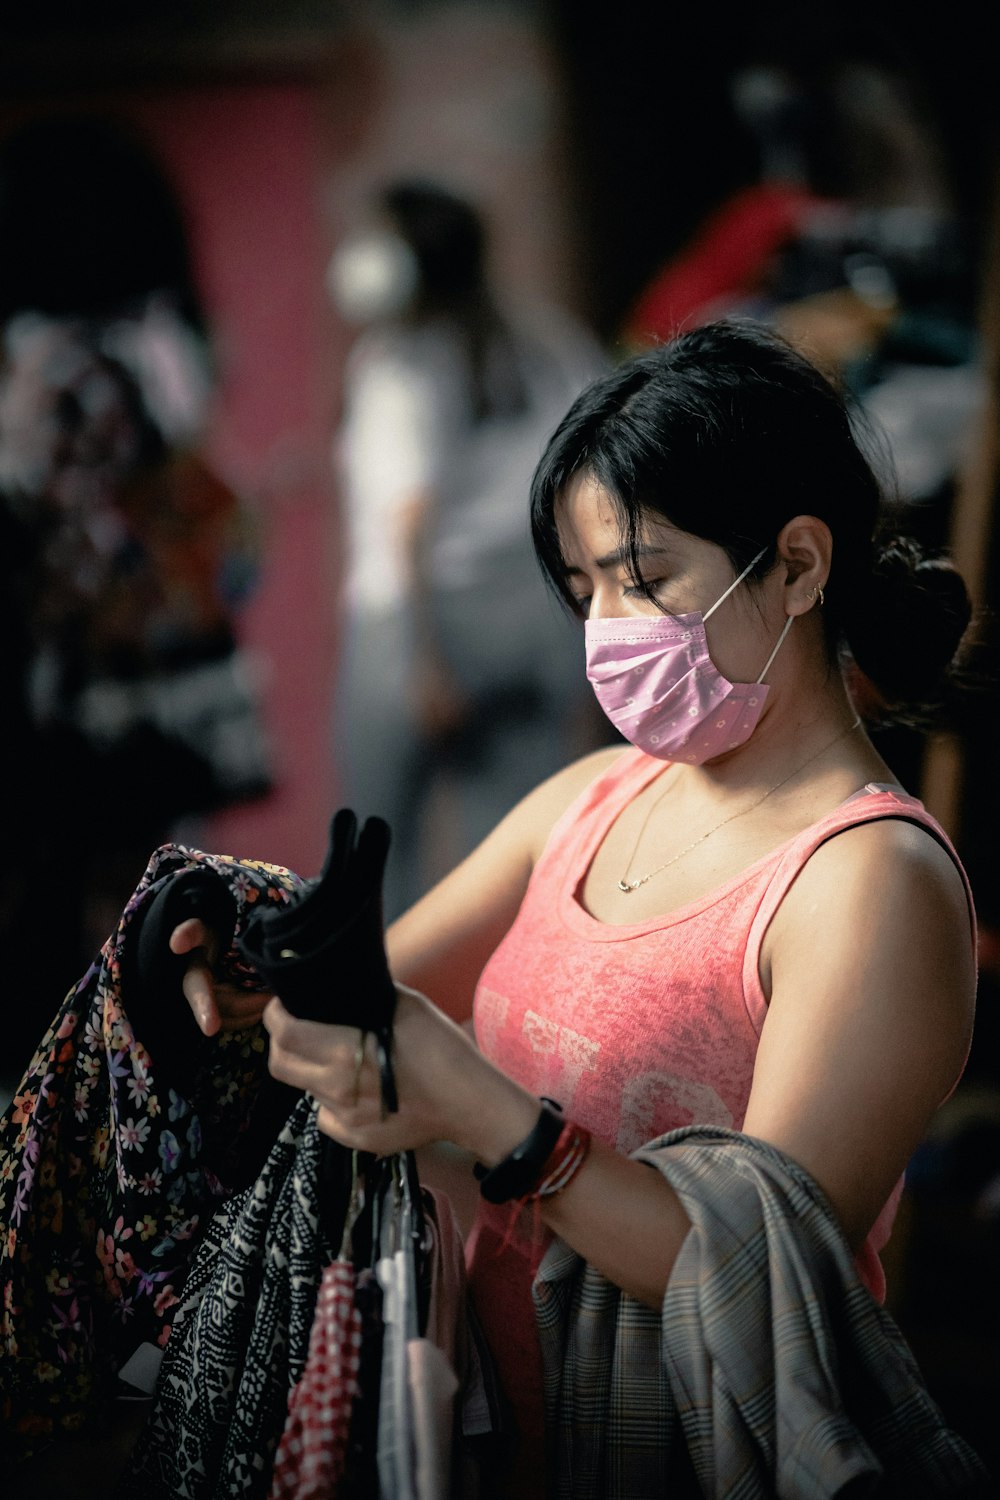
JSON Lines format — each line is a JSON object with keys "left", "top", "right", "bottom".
{"left": 213, "top": 986, "right": 273, "bottom": 1031}
{"left": 169, "top": 917, "right": 216, "bottom": 960}
{"left": 314, "top": 1103, "right": 395, "bottom": 1150}
{"left": 264, "top": 1000, "right": 378, "bottom": 1108}
{"left": 351, "top": 1030, "right": 367, "bottom": 1107}
{"left": 263, "top": 997, "right": 353, "bottom": 1060}
{"left": 183, "top": 960, "right": 221, "bottom": 1037}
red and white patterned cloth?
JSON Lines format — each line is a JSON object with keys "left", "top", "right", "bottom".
{"left": 269, "top": 1258, "right": 362, "bottom": 1499}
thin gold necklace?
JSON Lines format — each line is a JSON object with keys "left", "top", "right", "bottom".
{"left": 617, "top": 715, "right": 863, "bottom": 894}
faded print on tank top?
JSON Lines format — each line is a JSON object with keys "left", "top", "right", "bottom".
{"left": 475, "top": 750, "right": 770, "bottom": 1154}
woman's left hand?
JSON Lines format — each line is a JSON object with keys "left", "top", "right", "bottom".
{"left": 263, "top": 983, "right": 540, "bottom": 1163}
{"left": 171, "top": 916, "right": 274, "bottom": 1036}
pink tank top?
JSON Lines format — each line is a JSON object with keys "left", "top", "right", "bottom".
{"left": 465, "top": 749, "right": 975, "bottom": 1483}
{"left": 473, "top": 747, "right": 971, "bottom": 1278}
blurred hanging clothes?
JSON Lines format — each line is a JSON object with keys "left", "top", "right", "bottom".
{"left": 622, "top": 58, "right": 985, "bottom": 536}
{"left": 0, "top": 308, "right": 272, "bottom": 1074}
{"left": 622, "top": 180, "right": 832, "bottom": 346}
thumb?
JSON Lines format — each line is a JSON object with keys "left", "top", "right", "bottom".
{"left": 169, "top": 917, "right": 218, "bottom": 962}
{"left": 182, "top": 959, "right": 221, "bottom": 1037}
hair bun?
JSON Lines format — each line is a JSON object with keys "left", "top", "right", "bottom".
{"left": 847, "top": 534, "right": 972, "bottom": 705}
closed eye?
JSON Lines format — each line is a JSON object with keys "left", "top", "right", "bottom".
{"left": 623, "top": 576, "right": 668, "bottom": 600}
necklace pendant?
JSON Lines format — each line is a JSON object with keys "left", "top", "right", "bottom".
{"left": 617, "top": 878, "right": 639, "bottom": 894}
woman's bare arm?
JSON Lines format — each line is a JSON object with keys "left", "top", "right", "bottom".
{"left": 742, "top": 817, "right": 975, "bottom": 1247}
{"left": 266, "top": 813, "right": 975, "bottom": 1309}
{"left": 386, "top": 746, "right": 623, "bottom": 1020}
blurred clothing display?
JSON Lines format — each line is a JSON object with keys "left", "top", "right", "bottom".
{"left": 0, "top": 112, "right": 273, "bottom": 1077}
{"left": 622, "top": 59, "right": 985, "bottom": 532}
{"left": 0, "top": 309, "right": 271, "bottom": 1066}
{"left": 330, "top": 180, "right": 606, "bottom": 919}
{"left": 1, "top": 311, "right": 269, "bottom": 809}
{"left": 623, "top": 179, "right": 828, "bottom": 345}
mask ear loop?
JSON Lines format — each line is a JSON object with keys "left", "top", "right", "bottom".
{"left": 755, "top": 612, "right": 795, "bottom": 684}
{"left": 691, "top": 544, "right": 791, "bottom": 686}
{"left": 700, "top": 546, "right": 792, "bottom": 685}
{"left": 702, "top": 547, "right": 768, "bottom": 623}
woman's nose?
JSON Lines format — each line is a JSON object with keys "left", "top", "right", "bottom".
{"left": 588, "top": 585, "right": 641, "bottom": 621}
{"left": 585, "top": 578, "right": 626, "bottom": 620}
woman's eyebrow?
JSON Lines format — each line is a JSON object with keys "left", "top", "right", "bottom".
{"left": 563, "top": 544, "right": 671, "bottom": 576}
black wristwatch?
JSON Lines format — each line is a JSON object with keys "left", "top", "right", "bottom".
{"left": 473, "top": 1097, "right": 564, "bottom": 1203}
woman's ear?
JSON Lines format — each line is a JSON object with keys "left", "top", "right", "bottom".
{"left": 775, "top": 515, "right": 833, "bottom": 617}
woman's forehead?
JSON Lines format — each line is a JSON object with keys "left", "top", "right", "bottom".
{"left": 555, "top": 471, "right": 685, "bottom": 556}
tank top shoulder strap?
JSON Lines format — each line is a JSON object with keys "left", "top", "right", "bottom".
{"left": 742, "top": 783, "right": 976, "bottom": 1034}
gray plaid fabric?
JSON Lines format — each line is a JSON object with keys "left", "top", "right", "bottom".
{"left": 533, "top": 1126, "right": 990, "bottom": 1499}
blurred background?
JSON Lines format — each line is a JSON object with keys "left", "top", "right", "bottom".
{"left": 1, "top": 0, "right": 997, "bottom": 1471}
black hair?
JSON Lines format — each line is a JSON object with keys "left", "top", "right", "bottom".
{"left": 377, "top": 177, "right": 529, "bottom": 423}
{"left": 529, "top": 317, "right": 971, "bottom": 716}
{"left": 380, "top": 180, "right": 486, "bottom": 309}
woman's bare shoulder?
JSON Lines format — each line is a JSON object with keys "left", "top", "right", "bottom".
{"left": 514, "top": 743, "right": 630, "bottom": 860}
{"left": 386, "top": 743, "right": 630, "bottom": 1012}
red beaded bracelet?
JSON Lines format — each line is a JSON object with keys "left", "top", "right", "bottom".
{"left": 474, "top": 1098, "right": 593, "bottom": 1205}
{"left": 531, "top": 1120, "right": 592, "bottom": 1201}
{"left": 491, "top": 1117, "right": 593, "bottom": 1254}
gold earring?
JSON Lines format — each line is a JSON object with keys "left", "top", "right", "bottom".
{"left": 807, "top": 584, "right": 825, "bottom": 606}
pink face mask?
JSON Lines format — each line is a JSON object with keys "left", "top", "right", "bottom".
{"left": 584, "top": 548, "right": 793, "bottom": 763}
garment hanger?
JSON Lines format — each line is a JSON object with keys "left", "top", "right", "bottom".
{"left": 400, "top": 1151, "right": 431, "bottom": 1336}
{"left": 337, "top": 1149, "right": 367, "bottom": 1264}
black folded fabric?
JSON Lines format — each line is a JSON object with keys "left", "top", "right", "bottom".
{"left": 236, "top": 809, "right": 399, "bottom": 1112}
{"left": 121, "top": 864, "right": 240, "bottom": 1097}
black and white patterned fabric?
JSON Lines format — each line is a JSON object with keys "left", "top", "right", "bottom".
{"left": 118, "top": 1093, "right": 345, "bottom": 1499}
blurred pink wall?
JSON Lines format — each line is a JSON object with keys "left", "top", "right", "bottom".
{"left": 124, "top": 83, "right": 344, "bottom": 878}
{"left": 2, "top": 9, "right": 583, "bottom": 886}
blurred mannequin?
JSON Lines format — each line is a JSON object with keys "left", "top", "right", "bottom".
{"left": 0, "top": 116, "right": 271, "bottom": 1075}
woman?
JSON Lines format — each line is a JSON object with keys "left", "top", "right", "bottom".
{"left": 329, "top": 177, "right": 605, "bottom": 918}
{"left": 177, "top": 319, "right": 980, "bottom": 1493}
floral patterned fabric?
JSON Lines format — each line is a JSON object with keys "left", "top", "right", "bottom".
{"left": 0, "top": 841, "right": 304, "bottom": 1467}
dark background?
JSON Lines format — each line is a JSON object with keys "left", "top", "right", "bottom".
{"left": 4, "top": 3, "right": 997, "bottom": 333}
{"left": 547, "top": 0, "right": 998, "bottom": 337}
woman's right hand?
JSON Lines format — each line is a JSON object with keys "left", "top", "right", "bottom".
{"left": 170, "top": 917, "right": 274, "bottom": 1037}
{"left": 264, "top": 982, "right": 541, "bottom": 1163}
